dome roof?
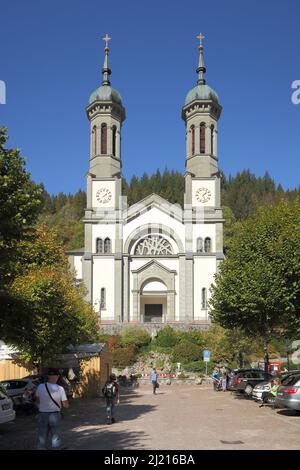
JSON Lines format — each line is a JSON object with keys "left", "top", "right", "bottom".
{"left": 89, "top": 85, "right": 123, "bottom": 105}
{"left": 185, "top": 83, "right": 219, "bottom": 105}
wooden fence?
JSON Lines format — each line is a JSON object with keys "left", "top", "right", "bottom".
{"left": 0, "top": 359, "right": 37, "bottom": 381}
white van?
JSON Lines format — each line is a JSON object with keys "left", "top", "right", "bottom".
{"left": 0, "top": 384, "right": 15, "bottom": 424}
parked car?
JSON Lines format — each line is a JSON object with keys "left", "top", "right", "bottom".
{"left": 275, "top": 373, "right": 300, "bottom": 412}
{"left": 252, "top": 370, "right": 300, "bottom": 401}
{"left": 22, "top": 374, "right": 73, "bottom": 399}
{"left": 0, "top": 378, "right": 39, "bottom": 407}
{"left": 227, "top": 369, "right": 242, "bottom": 391}
{"left": 0, "top": 384, "right": 16, "bottom": 423}
{"left": 232, "top": 369, "right": 273, "bottom": 396}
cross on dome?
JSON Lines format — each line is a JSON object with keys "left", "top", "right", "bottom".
{"left": 102, "top": 34, "right": 111, "bottom": 49}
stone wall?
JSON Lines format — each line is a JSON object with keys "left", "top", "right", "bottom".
{"left": 100, "top": 321, "right": 211, "bottom": 335}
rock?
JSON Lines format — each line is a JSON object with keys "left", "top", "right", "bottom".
{"left": 195, "top": 378, "right": 202, "bottom": 385}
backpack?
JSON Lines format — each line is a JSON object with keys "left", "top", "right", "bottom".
{"left": 103, "top": 382, "right": 116, "bottom": 398}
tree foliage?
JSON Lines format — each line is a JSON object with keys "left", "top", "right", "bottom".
{"left": 210, "top": 202, "right": 300, "bottom": 349}
{"left": 0, "top": 127, "right": 43, "bottom": 285}
{"left": 5, "top": 267, "right": 99, "bottom": 364}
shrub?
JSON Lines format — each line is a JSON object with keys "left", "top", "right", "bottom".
{"left": 155, "top": 326, "right": 179, "bottom": 348}
{"left": 177, "top": 330, "right": 204, "bottom": 347}
{"left": 183, "top": 361, "right": 214, "bottom": 374}
{"left": 172, "top": 340, "right": 202, "bottom": 363}
{"left": 120, "top": 327, "right": 151, "bottom": 349}
{"left": 104, "top": 335, "right": 121, "bottom": 351}
{"left": 113, "top": 346, "right": 137, "bottom": 368}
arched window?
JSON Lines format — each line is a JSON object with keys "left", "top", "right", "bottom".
{"left": 204, "top": 237, "right": 211, "bottom": 253}
{"left": 101, "top": 123, "right": 107, "bottom": 154}
{"left": 104, "top": 238, "right": 111, "bottom": 253}
{"left": 202, "top": 288, "right": 207, "bottom": 309}
{"left": 96, "top": 238, "right": 103, "bottom": 253}
{"left": 100, "top": 288, "right": 106, "bottom": 309}
{"left": 196, "top": 237, "right": 203, "bottom": 253}
{"left": 200, "top": 123, "right": 205, "bottom": 154}
{"left": 112, "top": 125, "right": 117, "bottom": 157}
{"left": 191, "top": 125, "right": 195, "bottom": 155}
{"left": 210, "top": 125, "right": 214, "bottom": 155}
{"left": 92, "top": 126, "right": 97, "bottom": 156}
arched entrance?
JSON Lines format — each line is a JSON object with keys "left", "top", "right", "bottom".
{"left": 140, "top": 280, "right": 167, "bottom": 323}
{"left": 131, "top": 260, "right": 176, "bottom": 322}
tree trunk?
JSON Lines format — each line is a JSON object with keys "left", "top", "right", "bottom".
{"left": 263, "top": 336, "right": 269, "bottom": 374}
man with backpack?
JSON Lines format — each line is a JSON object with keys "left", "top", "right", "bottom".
{"left": 102, "top": 373, "right": 120, "bottom": 425}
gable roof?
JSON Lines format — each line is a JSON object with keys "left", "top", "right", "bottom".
{"left": 131, "top": 258, "right": 177, "bottom": 275}
{"left": 125, "top": 193, "right": 183, "bottom": 224}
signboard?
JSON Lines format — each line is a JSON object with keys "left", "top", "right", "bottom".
{"left": 203, "top": 350, "right": 211, "bottom": 362}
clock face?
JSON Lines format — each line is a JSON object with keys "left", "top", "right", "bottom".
{"left": 96, "top": 187, "right": 112, "bottom": 204}
{"left": 195, "top": 187, "right": 212, "bottom": 203}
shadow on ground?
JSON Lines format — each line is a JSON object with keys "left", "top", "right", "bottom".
{"left": 276, "top": 409, "right": 300, "bottom": 417}
{"left": 0, "top": 389, "right": 155, "bottom": 450}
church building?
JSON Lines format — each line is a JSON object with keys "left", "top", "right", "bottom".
{"left": 67, "top": 34, "right": 224, "bottom": 333}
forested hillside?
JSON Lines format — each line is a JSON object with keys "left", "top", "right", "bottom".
{"left": 39, "top": 169, "right": 299, "bottom": 250}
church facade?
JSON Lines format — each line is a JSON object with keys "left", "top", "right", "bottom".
{"left": 67, "top": 35, "right": 224, "bottom": 333}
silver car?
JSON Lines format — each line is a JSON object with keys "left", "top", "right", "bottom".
{"left": 252, "top": 371, "right": 300, "bottom": 401}
{"left": 0, "top": 379, "right": 39, "bottom": 406}
{"left": 252, "top": 381, "right": 271, "bottom": 400}
{"left": 275, "top": 373, "right": 300, "bottom": 412}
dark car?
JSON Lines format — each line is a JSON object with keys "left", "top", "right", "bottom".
{"left": 232, "top": 369, "right": 273, "bottom": 396}
{"left": 227, "top": 368, "right": 257, "bottom": 391}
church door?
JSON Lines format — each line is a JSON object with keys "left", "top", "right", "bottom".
{"left": 144, "top": 304, "right": 163, "bottom": 323}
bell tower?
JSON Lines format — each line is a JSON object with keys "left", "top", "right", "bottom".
{"left": 85, "top": 35, "right": 125, "bottom": 214}
{"left": 86, "top": 34, "right": 125, "bottom": 179}
{"left": 182, "top": 34, "right": 222, "bottom": 208}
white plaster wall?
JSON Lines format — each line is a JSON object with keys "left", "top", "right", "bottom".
{"left": 143, "top": 281, "right": 167, "bottom": 292}
{"left": 129, "top": 258, "right": 179, "bottom": 321}
{"left": 123, "top": 207, "right": 185, "bottom": 252}
{"left": 193, "top": 257, "right": 216, "bottom": 320}
{"left": 73, "top": 256, "right": 83, "bottom": 279}
{"left": 192, "top": 224, "right": 217, "bottom": 252}
{"left": 92, "top": 258, "right": 115, "bottom": 320}
{"left": 92, "top": 224, "right": 116, "bottom": 253}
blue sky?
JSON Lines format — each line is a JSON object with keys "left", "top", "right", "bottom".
{"left": 1, "top": 0, "right": 299, "bottom": 194}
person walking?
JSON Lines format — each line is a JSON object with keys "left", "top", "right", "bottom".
{"left": 102, "top": 373, "right": 120, "bottom": 424}
{"left": 212, "top": 367, "right": 221, "bottom": 391}
{"left": 35, "top": 368, "right": 69, "bottom": 450}
{"left": 150, "top": 368, "right": 159, "bottom": 394}
{"left": 221, "top": 367, "right": 227, "bottom": 392}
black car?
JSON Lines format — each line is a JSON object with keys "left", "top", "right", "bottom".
{"left": 234, "top": 369, "right": 273, "bottom": 396}
{"left": 227, "top": 368, "right": 254, "bottom": 391}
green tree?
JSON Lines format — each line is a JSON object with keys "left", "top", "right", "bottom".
{"left": 0, "top": 127, "right": 43, "bottom": 286}
{"left": 210, "top": 202, "right": 300, "bottom": 371}
{"left": 5, "top": 267, "right": 99, "bottom": 365}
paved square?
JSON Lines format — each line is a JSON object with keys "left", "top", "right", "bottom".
{"left": 1, "top": 384, "right": 300, "bottom": 450}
